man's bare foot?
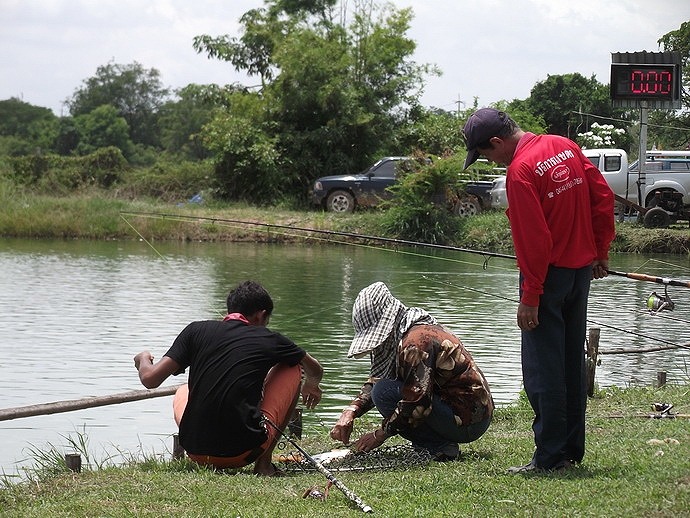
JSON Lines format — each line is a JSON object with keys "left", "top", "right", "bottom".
{"left": 253, "top": 462, "right": 285, "bottom": 477}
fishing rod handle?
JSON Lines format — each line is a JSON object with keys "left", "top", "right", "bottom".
{"left": 264, "top": 417, "right": 373, "bottom": 513}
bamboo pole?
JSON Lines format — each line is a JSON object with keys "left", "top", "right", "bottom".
{"left": 0, "top": 384, "right": 183, "bottom": 422}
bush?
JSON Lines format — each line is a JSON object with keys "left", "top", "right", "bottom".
{"left": 379, "top": 155, "right": 467, "bottom": 244}
{"left": 7, "top": 147, "right": 128, "bottom": 191}
{"left": 118, "top": 158, "right": 214, "bottom": 202}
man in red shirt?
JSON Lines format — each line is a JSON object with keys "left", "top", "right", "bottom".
{"left": 463, "top": 108, "right": 615, "bottom": 473}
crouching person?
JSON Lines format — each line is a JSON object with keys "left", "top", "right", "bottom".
{"left": 134, "top": 280, "right": 323, "bottom": 476}
{"left": 331, "top": 282, "right": 494, "bottom": 461}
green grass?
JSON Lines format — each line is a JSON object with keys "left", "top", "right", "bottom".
{"left": 1, "top": 187, "right": 689, "bottom": 256}
{"left": 1, "top": 384, "right": 688, "bottom": 517}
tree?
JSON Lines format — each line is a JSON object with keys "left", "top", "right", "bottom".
{"left": 651, "top": 20, "right": 690, "bottom": 150}
{"left": 67, "top": 62, "right": 169, "bottom": 148}
{"left": 0, "top": 98, "right": 58, "bottom": 155}
{"left": 658, "top": 20, "right": 690, "bottom": 107}
{"left": 158, "top": 85, "right": 217, "bottom": 159}
{"left": 202, "top": 92, "right": 283, "bottom": 203}
{"left": 397, "top": 108, "right": 465, "bottom": 157}
{"left": 73, "top": 105, "right": 133, "bottom": 157}
{"left": 526, "top": 73, "right": 617, "bottom": 138}
{"left": 195, "top": 1, "right": 437, "bottom": 202}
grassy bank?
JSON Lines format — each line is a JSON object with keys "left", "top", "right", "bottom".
{"left": 1, "top": 189, "right": 689, "bottom": 255}
{"left": 1, "top": 384, "right": 688, "bottom": 517}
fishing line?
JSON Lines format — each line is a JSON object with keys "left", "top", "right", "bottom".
{"left": 119, "top": 214, "right": 224, "bottom": 319}
{"left": 121, "top": 212, "right": 690, "bottom": 349}
{"left": 587, "top": 318, "right": 690, "bottom": 351}
{"left": 121, "top": 211, "right": 690, "bottom": 286}
{"left": 645, "top": 258, "right": 690, "bottom": 273}
{"left": 422, "top": 275, "right": 690, "bottom": 351}
{"left": 119, "top": 214, "right": 170, "bottom": 262}
{"left": 633, "top": 308, "right": 690, "bottom": 326}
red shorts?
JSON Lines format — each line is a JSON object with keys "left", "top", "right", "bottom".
{"left": 172, "top": 363, "right": 302, "bottom": 469}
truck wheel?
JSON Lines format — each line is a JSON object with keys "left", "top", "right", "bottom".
{"left": 643, "top": 207, "right": 671, "bottom": 228}
{"left": 326, "top": 190, "right": 355, "bottom": 213}
{"left": 646, "top": 190, "right": 683, "bottom": 213}
{"left": 454, "top": 196, "right": 481, "bottom": 217}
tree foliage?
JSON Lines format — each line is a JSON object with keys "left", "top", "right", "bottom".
{"left": 73, "top": 105, "right": 133, "bottom": 158}
{"left": 195, "top": 0, "right": 437, "bottom": 203}
{"left": 658, "top": 20, "right": 690, "bottom": 106}
{"left": 397, "top": 108, "right": 465, "bottom": 157}
{"left": 652, "top": 20, "right": 690, "bottom": 150}
{"left": 158, "top": 85, "right": 217, "bottom": 159}
{"left": 526, "top": 73, "right": 615, "bottom": 138}
{"left": 67, "top": 61, "right": 169, "bottom": 147}
{"left": 0, "top": 98, "right": 58, "bottom": 155}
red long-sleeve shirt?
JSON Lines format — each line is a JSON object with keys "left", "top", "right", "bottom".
{"left": 506, "top": 133, "right": 615, "bottom": 307}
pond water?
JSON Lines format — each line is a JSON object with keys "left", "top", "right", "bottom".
{"left": 1, "top": 237, "right": 689, "bottom": 477}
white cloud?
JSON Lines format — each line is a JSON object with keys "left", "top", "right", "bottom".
{"left": 1, "top": 0, "right": 688, "bottom": 114}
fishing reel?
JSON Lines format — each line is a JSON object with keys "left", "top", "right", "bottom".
{"left": 646, "top": 285, "right": 675, "bottom": 313}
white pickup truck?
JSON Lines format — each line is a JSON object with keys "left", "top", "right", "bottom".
{"left": 489, "top": 148, "right": 690, "bottom": 227}
{"left": 582, "top": 148, "right": 690, "bottom": 227}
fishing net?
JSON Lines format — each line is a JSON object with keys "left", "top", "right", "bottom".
{"left": 273, "top": 443, "right": 432, "bottom": 473}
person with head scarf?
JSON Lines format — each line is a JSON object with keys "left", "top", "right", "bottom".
{"left": 330, "top": 282, "right": 494, "bottom": 460}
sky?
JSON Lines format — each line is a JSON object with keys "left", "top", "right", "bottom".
{"left": 1, "top": 0, "right": 689, "bottom": 116}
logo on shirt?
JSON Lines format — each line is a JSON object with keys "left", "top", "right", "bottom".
{"left": 551, "top": 164, "right": 570, "bottom": 183}
{"left": 533, "top": 149, "right": 576, "bottom": 176}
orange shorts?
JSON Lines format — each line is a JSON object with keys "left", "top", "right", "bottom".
{"left": 172, "top": 363, "right": 302, "bottom": 469}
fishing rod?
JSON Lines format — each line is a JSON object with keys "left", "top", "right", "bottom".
{"left": 263, "top": 417, "right": 373, "bottom": 513}
{"left": 120, "top": 211, "right": 516, "bottom": 263}
{"left": 606, "top": 269, "right": 690, "bottom": 289}
{"left": 121, "top": 211, "right": 690, "bottom": 290}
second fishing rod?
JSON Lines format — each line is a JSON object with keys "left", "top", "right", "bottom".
{"left": 121, "top": 211, "right": 690, "bottom": 290}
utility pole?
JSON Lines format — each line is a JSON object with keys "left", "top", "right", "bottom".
{"left": 455, "top": 94, "right": 465, "bottom": 117}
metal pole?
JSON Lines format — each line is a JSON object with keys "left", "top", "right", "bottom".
{"left": 637, "top": 101, "right": 648, "bottom": 207}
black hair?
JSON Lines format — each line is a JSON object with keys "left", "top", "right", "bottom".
{"left": 226, "top": 280, "right": 274, "bottom": 316}
{"left": 476, "top": 114, "right": 520, "bottom": 150}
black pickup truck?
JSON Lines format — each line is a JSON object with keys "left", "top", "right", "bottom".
{"left": 311, "top": 156, "right": 494, "bottom": 215}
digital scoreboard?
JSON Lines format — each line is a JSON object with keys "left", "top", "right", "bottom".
{"left": 610, "top": 52, "right": 682, "bottom": 109}
{"left": 610, "top": 63, "right": 678, "bottom": 101}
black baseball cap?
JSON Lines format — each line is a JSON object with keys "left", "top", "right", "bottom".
{"left": 462, "top": 108, "right": 509, "bottom": 169}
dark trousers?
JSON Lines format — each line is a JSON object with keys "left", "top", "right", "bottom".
{"left": 371, "top": 379, "right": 491, "bottom": 455}
{"left": 521, "top": 265, "right": 591, "bottom": 468}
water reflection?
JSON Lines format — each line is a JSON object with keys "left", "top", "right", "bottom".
{"left": 1, "top": 238, "right": 688, "bottom": 475}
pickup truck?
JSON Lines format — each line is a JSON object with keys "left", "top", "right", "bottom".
{"left": 311, "top": 156, "right": 494, "bottom": 215}
{"left": 583, "top": 148, "right": 690, "bottom": 226}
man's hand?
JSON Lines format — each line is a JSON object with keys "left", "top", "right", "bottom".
{"left": 133, "top": 352, "right": 178, "bottom": 389}
{"left": 517, "top": 303, "right": 539, "bottom": 331}
{"left": 592, "top": 259, "right": 609, "bottom": 280}
{"left": 301, "top": 380, "right": 322, "bottom": 410}
{"left": 353, "top": 428, "right": 387, "bottom": 452}
{"left": 330, "top": 408, "right": 356, "bottom": 444}
{"left": 134, "top": 351, "right": 154, "bottom": 370}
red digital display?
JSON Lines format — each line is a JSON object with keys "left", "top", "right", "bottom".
{"left": 610, "top": 63, "right": 678, "bottom": 101}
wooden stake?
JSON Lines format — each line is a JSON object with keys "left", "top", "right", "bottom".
{"left": 657, "top": 371, "right": 667, "bottom": 388}
{"left": 65, "top": 453, "right": 82, "bottom": 473}
{"left": 586, "top": 327, "right": 600, "bottom": 397}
